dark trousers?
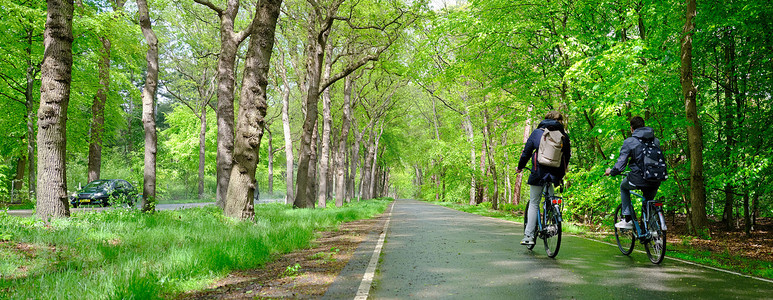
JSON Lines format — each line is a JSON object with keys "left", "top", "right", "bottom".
{"left": 620, "top": 176, "right": 660, "bottom": 217}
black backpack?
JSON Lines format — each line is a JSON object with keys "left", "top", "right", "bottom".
{"left": 637, "top": 138, "right": 668, "bottom": 182}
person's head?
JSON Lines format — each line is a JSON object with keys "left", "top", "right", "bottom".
{"left": 630, "top": 116, "right": 645, "bottom": 130}
{"left": 545, "top": 111, "right": 564, "bottom": 122}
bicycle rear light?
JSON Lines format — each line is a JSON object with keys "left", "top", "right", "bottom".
{"left": 653, "top": 202, "right": 663, "bottom": 207}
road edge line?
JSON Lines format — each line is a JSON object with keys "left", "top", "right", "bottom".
{"left": 354, "top": 200, "right": 394, "bottom": 300}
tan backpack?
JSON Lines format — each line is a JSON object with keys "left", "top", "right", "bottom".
{"left": 537, "top": 129, "right": 564, "bottom": 168}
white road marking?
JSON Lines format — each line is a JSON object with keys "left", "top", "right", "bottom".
{"left": 354, "top": 200, "right": 395, "bottom": 300}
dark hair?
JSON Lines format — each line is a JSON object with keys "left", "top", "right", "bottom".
{"left": 545, "top": 111, "right": 563, "bottom": 121}
{"left": 630, "top": 116, "right": 645, "bottom": 130}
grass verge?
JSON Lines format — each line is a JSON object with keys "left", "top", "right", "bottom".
{"left": 428, "top": 200, "right": 773, "bottom": 280}
{"left": 0, "top": 199, "right": 390, "bottom": 299}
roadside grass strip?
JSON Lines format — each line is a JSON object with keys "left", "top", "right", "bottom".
{"left": 0, "top": 199, "right": 390, "bottom": 299}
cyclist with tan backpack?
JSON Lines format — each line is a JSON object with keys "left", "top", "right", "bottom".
{"left": 516, "top": 111, "right": 571, "bottom": 246}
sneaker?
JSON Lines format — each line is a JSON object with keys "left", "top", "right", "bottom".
{"left": 520, "top": 237, "right": 535, "bottom": 245}
{"left": 615, "top": 219, "right": 634, "bottom": 229}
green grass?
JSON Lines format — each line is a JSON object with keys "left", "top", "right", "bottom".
{"left": 0, "top": 199, "right": 390, "bottom": 299}
{"left": 1, "top": 198, "right": 216, "bottom": 210}
{"left": 428, "top": 200, "right": 773, "bottom": 280}
{"left": 1, "top": 202, "right": 35, "bottom": 210}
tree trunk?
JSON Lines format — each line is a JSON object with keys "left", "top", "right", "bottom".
{"left": 307, "top": 122, "right": 320, "bottom": 207}
{"left": 335, "top": 75, "right": 353, "bottom": 207}
{"left": 317, "top": 44, "right": 334, "bottom": 207}
{"left": 476, "top": 139, "right": 486, "bottom": 204}
{"left": 138, "top": 0, "right": 158, "bottom": 212}
{"left": 36, "top": 0, "right": 74, "bottom": 220}
{"left": 463, "top": 110, "right": 476, "bottom": 205}
{"left": 722, "top": 187, "right": 734, "bottom": 229}
{"left": 24, "top": 26, "right": 38, "bottom": 200}
{"left": 87, "top": 36, "right": 110, "bottom": 183}
{"left": 502, "top": 131, "right": 511, "bottom": 204}
{"left": 721, "top": 31, "right": 736, "bottom": 228}
{"left": 193, "top": 0, "right": 255, "bottom": 209}
{"left": 514, "top": 107, "right": 532, "bottom": 205}
{"left": 349, "top": 127, "right": 363, "bottom": 201}
{"left": 482, "top": 109, "right": 498, "bottom": 211}
{"left": 360, "top": 133, "right": 375, "bottom": 201}
{"left": 681, "top": 0, "right": 710, "bottom": 237}
{"left": 26, "top": 79, "right": 37, "bottom": 199}
{"left": 752, "top": 193, "right": 758, "bottom": 230}
{"left": 294, "top": 23, "right": 327, "bottom": 209}
{"left": 224, "top": 0, "right": 282, "bottom": 220}
{"left": 13, "top": 156, "right": 26, "bottom": 196}
{"left": 743, "top": 193, "right": 750, "bottom": 236}
{"left": 198, "top": 104, "right": 206, "bottom": 199}
{"left": 278, "top": 51, "right": 295, "bottom": 205}
{"left": 369, "top": 124, "right": 384, "bottom": 200}
{"left": 267, "top": 129, "right": 274, "bottom": 195}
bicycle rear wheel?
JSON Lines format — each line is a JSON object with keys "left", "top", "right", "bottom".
{"left": 644, "top": 210, "right": 667, "bottom": 264}
{"left": 523, "top": 207, "right": 535, "bottom": 250}
{"left": 614, "top": 204, "right": 635, "bottom": 255}
{"left": 543, "top": 205, "right": 562, "bottom": 258}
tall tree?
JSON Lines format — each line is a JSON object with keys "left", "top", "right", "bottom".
{"left": 193, "top": 0, "right": 258, "bottom": 209}
{"left": 36, "top": 0, "right": 74, "bottom": 219}
{"left": 317, "top": 43, "right": 334, "bottom": 207}
{"left": 87, "top": 0, "right": 126, "bottom": 183}
{"left": 334, "top": 74, "right": 354, "bottom": 207}
{"left": 137, "top": 0, "right": 158, "bottom": 212}
{"left": 224, "top": 0, "right": 282, "bottom": 220}
{"left": 293, "top": 0, "right": 406, "bottom": 208}
{"left": 276, "top": 49, "right": 295, "bottom": 205}
{"left": 162, "top": 65, "right": 216, "bottom": 199}
{"left": 680, "top": 0, "right": 710, "bottom": 236}
{"left": 0, "top": 1, "right": 46, "bottom": 200}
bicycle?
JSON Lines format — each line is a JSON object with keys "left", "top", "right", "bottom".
{"left": 521, "top": 167, "right": 563, "bottom": 258}
{"left": 612, "top": 175, "right": 667, "bottom": 264}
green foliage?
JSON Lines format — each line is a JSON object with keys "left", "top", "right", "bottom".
{"left": 282, "top": 263, "right": 302, "bottom": 278}
{"left": 0, "top": 199, "right": 390, "bottom": 299}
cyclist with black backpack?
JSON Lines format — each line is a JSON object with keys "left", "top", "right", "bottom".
{"left": 516, "top": 111, "right": 571, "bottom": 246}
{"left": 604, "top": 116, "right": 668, "bottom": 229}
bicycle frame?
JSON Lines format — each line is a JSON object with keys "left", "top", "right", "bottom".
{"left": 535, "top": 183, "right": 563, "bottom": 235}
{"left": 628, "top": 191, "right": 667, "bottom": 241}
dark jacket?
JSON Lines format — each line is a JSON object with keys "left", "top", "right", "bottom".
{"left": 609, "top": 126, "right": 660, "bottom": 187}
{"left": 517, "top": 119, "right": 571, "bottom": 185}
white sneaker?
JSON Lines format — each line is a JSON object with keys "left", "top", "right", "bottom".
{"left": 615, "top": 219, "right": 633, "bottom": 229}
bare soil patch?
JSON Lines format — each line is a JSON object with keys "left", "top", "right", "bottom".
{"left": 666, "top": 215, "right": 773, "bottom": 263}
{"left": 178, "top": 214, "right": 385, "bottom": 299}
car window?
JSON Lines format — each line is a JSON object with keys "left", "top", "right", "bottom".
{"left": 83, "top": 180, "right": 112, "bottom": 191}
{"left": 84, "top": 180, "right": 111, "bottom": 190}
{"left": 117, "top": 181, "right": 129, "bottom": 191}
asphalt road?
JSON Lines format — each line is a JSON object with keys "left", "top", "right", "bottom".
{"left": 370, "top": 199, "right": 773, "bottom": 300}
{"left": 5, "top": 198, "right": 283, "bottom": 218}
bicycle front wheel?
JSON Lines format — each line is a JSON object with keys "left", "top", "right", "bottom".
{"left": 523, "top": 206, "right": 535, "bottom": 250}
{"left": 644, "top": 210, "right": 667, "bottom": 264}
{"left": 614, "top": 204, "right": 635, "bottom": 255}
{"left": 543, "top": 205, "right": 562, "bottom": 258}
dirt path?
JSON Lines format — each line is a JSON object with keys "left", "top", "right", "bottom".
{"left": 177, "top": 211, "right": 387, "bottom": 299}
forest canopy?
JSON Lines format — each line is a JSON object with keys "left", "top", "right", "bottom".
{"left": 1, "top": 0, "right": 771, "bottom": 234}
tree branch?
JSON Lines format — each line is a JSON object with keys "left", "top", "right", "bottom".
{"left": 192, "top": 0, "right": 224, "bottom": 15}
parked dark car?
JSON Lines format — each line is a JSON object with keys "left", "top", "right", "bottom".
{"left": 69, "top": 179, "right": 140, "bottom": 208}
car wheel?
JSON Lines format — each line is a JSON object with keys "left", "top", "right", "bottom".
{"left": 72, "top": 202, "right": 79, "bottom": 208}
{"left": 101, "top": 200, "right": 110, "bottom": 207}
